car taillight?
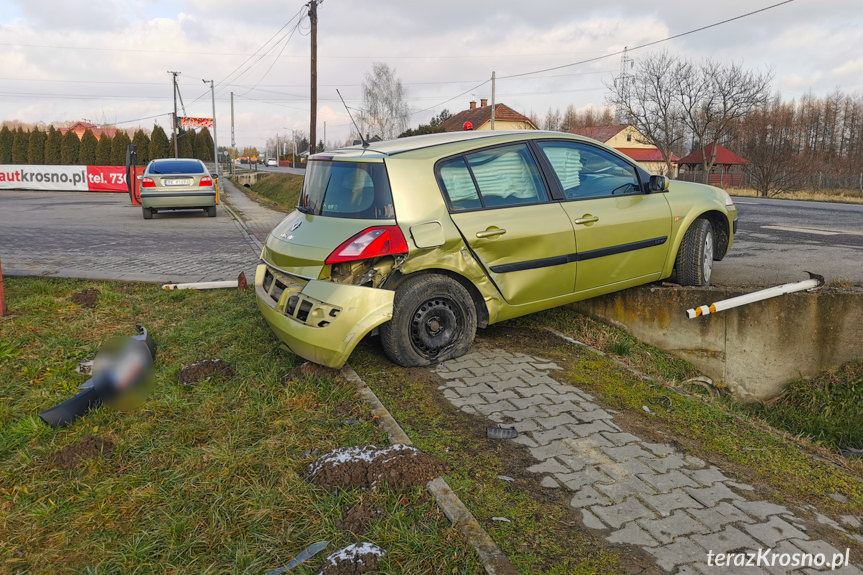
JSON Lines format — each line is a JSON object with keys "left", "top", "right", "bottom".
{"left": 325, "top": 226, "right": 409, "bottom": 264}
{"left": 141, "top": 177, "right": 155, "bottom": 188}
{"left": 200, "top": 176, "right": 213, "bottom": 186}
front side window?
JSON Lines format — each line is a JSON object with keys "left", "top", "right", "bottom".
{"left": 299, "top": 160, "right": 394, "bottom": 219}
{"left": 538, "top": 141, "right": 641, "bottom": 200}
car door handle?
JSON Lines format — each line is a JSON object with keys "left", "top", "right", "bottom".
{"left": 574, "top": 215, "right": 600, "bottom": 225}
{"left": 476, "top": 227, "right": 506, "bottom": 238}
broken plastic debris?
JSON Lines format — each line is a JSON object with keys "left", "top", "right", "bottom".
{"left": 497, "top": 475, "right": 515, "bottom": 482}
{"left": 491, "top": 517, "right": 512, "bottom": 522}
{"left": 75, "top": 359, "right": 94, "bottom": 376}
{"left": 642, "top": 405, "right": 652, "bottom": 414}
{"left": 266, "top": 540, "right": 328, "bottom": 574}
{"left": 486, "top": 425, "right": 518, "bottom": 439}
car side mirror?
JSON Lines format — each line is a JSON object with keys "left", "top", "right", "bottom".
{"left": 649, "top": 175, "right": 669, "bottom": 192}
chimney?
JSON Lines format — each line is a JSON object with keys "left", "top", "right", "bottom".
{"left": 469, "top": 101, "right": 476, "bottom": 110}
{"left": 480, "top": 98, "right": 488, "bottom": 107}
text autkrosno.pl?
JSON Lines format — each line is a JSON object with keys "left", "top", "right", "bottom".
{"left": 707, "top": 548, "right": 851, "bottom": 570}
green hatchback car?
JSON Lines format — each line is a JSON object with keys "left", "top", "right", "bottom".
{"left": 256, "top": 131, "right": 737, "bottom": 368}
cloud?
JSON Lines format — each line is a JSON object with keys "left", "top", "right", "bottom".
{"left": 1, "top": 0, "right": 862, "bottom": 148}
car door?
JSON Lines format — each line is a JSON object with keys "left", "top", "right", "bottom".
{"left": 438, "top": 143, "right": 576, "bottom": 306}
{"left": 535, "top": 140, "right": 672, "bottom": 293}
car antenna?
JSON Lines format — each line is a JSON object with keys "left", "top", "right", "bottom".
{"left": 336, "top": 89, "right": 368, "bottom": 148}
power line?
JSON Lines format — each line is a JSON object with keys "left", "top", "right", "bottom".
{"left": 498, "top": 0, "right": 796, "bottom": 80}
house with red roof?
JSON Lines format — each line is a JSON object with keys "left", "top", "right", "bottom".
{"left": 60, "top": 121, "right": 119, "bottom": 141}
{"left": 568, "top": 124, "right": 679, "bottom": 176}
{"left": 677, "top": 143, "right": 747, "bottom": 187}
{"left": 440, "top": 100, "right": 537, "bottom": 132}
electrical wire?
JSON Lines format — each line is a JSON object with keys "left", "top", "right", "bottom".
{"left": 498, "top": 0, "right": 796, "bottom": 80}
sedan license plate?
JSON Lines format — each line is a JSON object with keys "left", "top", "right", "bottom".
{"left": 164, "top": 178, "right": 192, "bottom": 186}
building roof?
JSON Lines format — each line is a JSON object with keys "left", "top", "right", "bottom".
{"left": 678, "top": 143, "right": 747, "bottom": 165}
{"left": 61, "top": 121, "right": 119, "bottom": 140}
{"left": 440, "top": 101, "right": 536, "bottom": 132}
{"left": 616, "top": 148, "right": 680, "bottom": 163}
{"left": 567, "top": 124, "right": 628, "bottom": 143}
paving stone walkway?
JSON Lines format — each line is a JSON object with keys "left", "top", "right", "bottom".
{"left": 434, "top": 348, "right": 862, "bottom": 575}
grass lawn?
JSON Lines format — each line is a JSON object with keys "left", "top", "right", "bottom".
{"left": 234, "top": 173, "right": 304, "bottom": 214}
{"left": 2, "top": 277, "right": 861, "bottom": 574}
{"left": 0, "top": 278, "right": 481, "bottom": 574}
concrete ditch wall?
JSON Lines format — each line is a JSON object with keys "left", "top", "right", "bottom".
{"left": 570, "top": 286, "right": 863, "bottom": 402}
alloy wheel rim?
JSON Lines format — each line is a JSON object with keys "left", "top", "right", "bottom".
{"left": 702, "top": 232, "right": 714, "bottom": 283}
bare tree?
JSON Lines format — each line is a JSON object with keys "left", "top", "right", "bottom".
{"left": 676, "top": 59, "right": 772, "bottom": 181}
{"left": 543, "top": 107, "right": 562, "bottom": 131}
{"left": 737, "top": 97, "right": 805, "bottom": 196}
{"left": 607, "top": 51, "right": 688, "bottom": 176}
{"left": 360, "top": 62, "right": 410, "bottom": 140}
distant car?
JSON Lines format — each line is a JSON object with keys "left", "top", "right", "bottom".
{"left": 266, "top": 158, "right": 278, "bottom": 167}
{"left": 256, "top": 131, "right": 737, "bottom": 369}
{"left": 139, "top": 158, "right": 217, "bottom": 219}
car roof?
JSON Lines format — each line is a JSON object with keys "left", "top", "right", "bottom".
{"left": 316, "top": 130, "right": 598, "bottom": 161}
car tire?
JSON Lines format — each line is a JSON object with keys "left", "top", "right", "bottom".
{"left": 142, "top": 207, "right": 153, "bottom": 220}
{"left": 381, "top": 274, "right": 477, "bottom": 367}
{"left": 675, "top": 218, "right": 714, "bottom": 286}
{"left": 206, "top": 206, "right": 217, "bottom": 217}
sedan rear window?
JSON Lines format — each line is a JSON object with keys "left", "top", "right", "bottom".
{"left": 298, "top": 160, "right": 394, "bottom": 220}
{"left": 147, "top": 160, "right": 205, "bottom": 175}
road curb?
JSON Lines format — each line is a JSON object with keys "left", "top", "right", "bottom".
{"left": 340, "top": 366, "right": 520, "bottom": 575}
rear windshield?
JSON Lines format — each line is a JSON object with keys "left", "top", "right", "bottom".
{"left": 298, "top": 160, "right": 394, "bottom": 219}
{"left": 147, "top": 160, "right": 205, "bottom": 175}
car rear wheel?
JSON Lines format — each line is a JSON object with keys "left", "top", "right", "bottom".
{"left": 381, "top": 274, "right": 477, "bottom": 367}
{"left": 206, "top": 206, "right": 216, "bottom": 217}
{"left": 142, "top": 207, "right": 153, "bottom": 220}
{"left": 675, "top": 218, "right": 714, "bottom": 286}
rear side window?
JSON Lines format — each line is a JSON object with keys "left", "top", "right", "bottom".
{"left": 438, "top": 143, "right": 549, "bottom": 211}
{"left": 299, "top": 160, "right": 394, "bottom": 219}
{"left": 147, "top": 160, "right": 205, "bottom": 174}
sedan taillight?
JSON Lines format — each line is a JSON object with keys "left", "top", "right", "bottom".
{"left": 325, "top": 226, "right": 409, "bottom": 264}
{"left": 141, "top": 177, "right": 155, "bottom": 188}
{"left": 199, "top": 176, "right": 213, "bottom": 186}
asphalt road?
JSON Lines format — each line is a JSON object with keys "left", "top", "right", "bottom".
{"left": 712, "top": 196, "right": 863, "bottom": 287}
{"left": 1, "top": 188, "right": 860, "bottom": 289}
{"left": 0, "top": 190, "right": 260, "bottom": 283}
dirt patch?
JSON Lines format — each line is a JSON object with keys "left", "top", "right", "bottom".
{"left": 307, "top": 444, "right": 450, "bottom": 491}
{"left": 71, "top": 288, "right": 99, "bottom": 308}
{"left": 52, "top": 435, "right": 114, "bottom": 469}
{"left": 318, "top": 543, "right": 384, "bottom": 575}
{"left": 178, "top": 359, "right": 234, "bottom": 385}
{"left": 338, "top": 497, "right": 384, "bottom": 535}
{"left": 284, "top": 361, "right": 341, "bottom": 383}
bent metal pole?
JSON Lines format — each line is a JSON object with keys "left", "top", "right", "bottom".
{"left": 686, "top": 272, "right": 824, "bottom": 319}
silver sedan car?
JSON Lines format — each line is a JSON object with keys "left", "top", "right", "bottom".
{"left": 139, "top": 158, "right": 217, "bottom": 219}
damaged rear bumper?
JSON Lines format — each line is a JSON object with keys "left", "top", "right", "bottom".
{"left": 254, "top": 264, "right": 394, "bottom": 368}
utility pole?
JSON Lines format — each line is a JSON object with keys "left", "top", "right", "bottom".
{"left": 230, "top": 91, "right": 236, "bottom": 154}
{"left": 308, "top": 0, "right": 320, "bottom": 156}
{"left": 168, "top": 71, "right": 181, "bottom": 157}
{"left": 203, "top": 79, "right": 219, "bottom": 177}
{"left": 491, "top": 71, "right": 496, "bottom": 130}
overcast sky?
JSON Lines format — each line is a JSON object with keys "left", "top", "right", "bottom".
{"left": 1, "top": 0, "right": 861, "bottom": 151}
